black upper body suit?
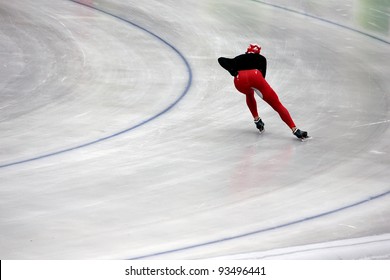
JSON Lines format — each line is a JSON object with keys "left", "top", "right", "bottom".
{"left": 218, "top": 53, "right": 267, "bottom": 78}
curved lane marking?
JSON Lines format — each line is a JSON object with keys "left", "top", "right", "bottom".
{"left": 0, "top": 0, "right": 193, "bottom": 169}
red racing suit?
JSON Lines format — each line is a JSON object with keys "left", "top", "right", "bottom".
{"left": 218, "top": 53, "right": 296, "bottom": 129}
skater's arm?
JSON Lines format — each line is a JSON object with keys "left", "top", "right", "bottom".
{"left": 218, "top": 57, "right": 238, "bottom": 76}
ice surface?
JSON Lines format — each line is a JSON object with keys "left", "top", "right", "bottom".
{"left": 0, "top": 0, "right": 389, "bottom": 259}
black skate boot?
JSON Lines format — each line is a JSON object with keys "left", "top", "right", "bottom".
{"left": 293, "top": 128, "right": 309, "bottom": 140}
{"left": 254, "top": 118, "right": 265, "bottom": 133}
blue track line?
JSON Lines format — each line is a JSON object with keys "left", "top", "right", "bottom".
{"left": 0, "top": 0, "right": 193, "bottom": 169}
{"left": 129, "top": 190, "right": 390, "bottom": 259}
{"left": 251, "top": 0, "right": 390, "bottom": 45}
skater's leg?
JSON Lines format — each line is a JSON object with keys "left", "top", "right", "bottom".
{"left": 266, "top": 97, "right": 296, "bottom": 129}
{"left": 251, "top": 71, "right": 296, "bottom": 129}
{"left": 234, "top": 70, "right": 265, "bottom": 133}
{"left": 234, "top": 72, "right": 260, "bottom": 120}
{"left": 242, "top": 90, "right": 264, "bottom": 132}
{"left": 245, "top": 91, "right": 259, "bottom": 119}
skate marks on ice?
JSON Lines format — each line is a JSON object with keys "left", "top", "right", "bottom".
{"left": 0, "top": 0, "right": 192, "bottom": 169}
{"left": 298, "top": 136, "right": 312, "bottom": 142}
{"left": 0, "top": 0, "right": 389, "bottom": 259}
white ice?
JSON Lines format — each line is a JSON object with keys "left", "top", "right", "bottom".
{"left": 0, "top": 0, "right": 389, "bottom": 259}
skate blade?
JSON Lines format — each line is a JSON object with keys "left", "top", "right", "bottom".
{"left": 299, "top": 136, "right": 312, "bottom": 142}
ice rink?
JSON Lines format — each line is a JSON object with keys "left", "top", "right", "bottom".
{"left": 0, "top": 0, "right": 389, "bottom": 259}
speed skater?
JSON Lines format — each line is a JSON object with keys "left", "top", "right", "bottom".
{"left": 218, "top": 44, "right": 308, "bottom": 140}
